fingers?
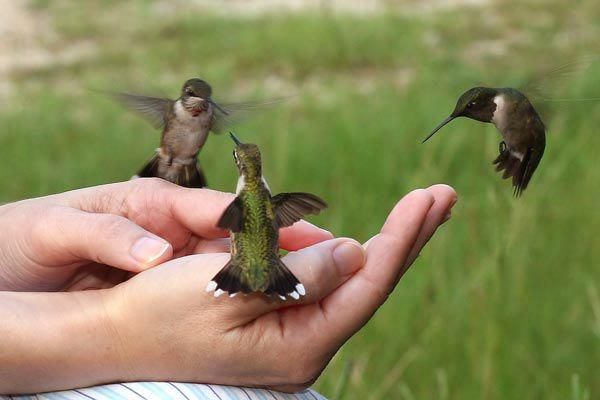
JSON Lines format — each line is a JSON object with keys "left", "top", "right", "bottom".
{"left": 63, "top": 179, "right": 332, "bottom": 252}
{"left": 282, "top": 239, "right": 365, "bottom": 303}
{"left": 65, "top": 179, "right": 235, "bottom": 243}
{"left": 279, "top": 220, "right": 334, "bottom": 251}
{"left": 34, "top": 206, "right": 172, "bottom": 272}
{"left": 403, "top": 184, "right": 457, "bottom": 268}
{"left": 192, "top": 238, "right": 230, "bottom": 254}
{"left": 317, "top": 189, "right": 437, "bottom": 343}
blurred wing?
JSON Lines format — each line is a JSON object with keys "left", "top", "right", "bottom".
{"left": 521, "top": 57, "right": 596, "bottom": 101}
{"left": 510, "top": 57, "right": 599, "bottom": 127}
{"left": 271, "top": 193, "right": 327, "bottom": 228}
{"left": 210, "top": 96, "right": 293, "bottom": 134}
{"left": 112, "top": 92, "right": 173, "bottom": 130}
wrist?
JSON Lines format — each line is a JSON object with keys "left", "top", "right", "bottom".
{"left": 0, "top": 290, "right": 124, "bottom": 393}
{"left": 102, "top": 281, "right": 183, "bottom": 382}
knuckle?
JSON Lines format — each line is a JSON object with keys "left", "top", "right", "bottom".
{"left": 29, "top": 206, "right": 62, "bottom": 243}
{"left": 97, "top": 214, "right": 131, "bottom": 237}
{"left": 137, "top": 177, "right": 175, "bottom": 193}
{"left": 359, "top": 273, "right": 391, "bottom": 305}
{"left": 281, "top": 351, "right": 322, "bottom": 388}
{"left": 27, "top": 205, "right": 77, "bottom": 255}
{"left": 126, "top": 178, "right": 180, "bottom": 220}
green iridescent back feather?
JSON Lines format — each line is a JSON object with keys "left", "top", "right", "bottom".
{"left": 230, "top": 176, "right": 280, "bottom": 292}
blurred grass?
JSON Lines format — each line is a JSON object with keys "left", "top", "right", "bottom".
{"left": 1, "top": 0, "right": 599, "bottom": 398}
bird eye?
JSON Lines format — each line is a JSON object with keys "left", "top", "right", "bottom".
{"left": 185, "top": 87, "right": 194, "bottom": 96}
{"left": 467, "top": 101, "right": 476, "bottom": 108}
{"left": 233, "top": 150, "right": 238, "bottom": 162}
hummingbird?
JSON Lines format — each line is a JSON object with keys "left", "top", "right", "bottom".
{"left": 112, "top": 78, "right": 231, "bottom": 188}
{"left": 423, "top": 87, "right": 546, "bottom": 197}
{"left": 206, "top": 133, "right": 327, "bottom": 300}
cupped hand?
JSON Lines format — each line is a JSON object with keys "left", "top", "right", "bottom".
{"left": 107, "top": 184, "right": 457, "bottom": 392}
{"left": 0, "top": 178, "right": 332, "bottom": 292}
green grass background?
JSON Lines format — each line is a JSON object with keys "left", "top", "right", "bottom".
{"left": 1, "top": 1, "right": 599, "bottom": 398}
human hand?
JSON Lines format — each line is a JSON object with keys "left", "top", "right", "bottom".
{"left": 0, "top": 178, "right": 332, "bottom": 292}
{"left": 0, "top": 184, "right": 455, "bottom": 394}
{"left": 103, "top": 184, "right": 457, "bottom": 392}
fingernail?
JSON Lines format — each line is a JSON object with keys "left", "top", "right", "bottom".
{"left": 333, "top": 240, "right": 366, "bottom": 276}
{"left": 450, "top": 196, "right": 458, "bottom": 208}
{"left": 442, "top": 211, "right": 452, "bottom": 224}
{"left": 130, "top": 237, "right": 171, "bottom": 266}
{"left": 442, "top": 197, "right": 458, "bottom": 224}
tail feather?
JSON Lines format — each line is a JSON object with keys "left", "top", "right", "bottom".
{"left": 135, "top": 154, "right": 207, "bottom": 188}
{"left": 136, "top": 153, "right": 160, "bottom": 178}
{"left": 493, "top": 142, "right": 544, "bottom": 197}
{"left": 208, "top": 259, "right": 249, "bottom": 295}
{"left": 267, "top": 260, "right": 304, "bottom": 300}
{"left": 176, "top": 162, "right": 207, "bottom": 188}
{"left": 500, "top": 156, "right": 519, "bottom": 179}
{"left": 206, "top": 258, "right": 305, "bottom": 300}
{"left": 494, "top": 151, "right": 509, "bottom": 171}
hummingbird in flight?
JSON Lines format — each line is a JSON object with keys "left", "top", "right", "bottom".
{"left": 112, "top": 78, "right": 232, "bottom": 188}
{"left": 206, "top": 133, "right": 327, "bottom": 300}
{"left": 423, "top": 87, "right": 546, "bottom": 197}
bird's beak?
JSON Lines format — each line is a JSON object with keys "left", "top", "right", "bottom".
{"left": 229, "top": 132, "right": 243, "bottom": 145}
{"left": 209, "top": 99, "right": 230, "bottom": 116}
{"left": 422, "top": 116, "right": 455, "bottom": 143}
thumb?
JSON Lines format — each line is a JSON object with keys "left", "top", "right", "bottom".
{"left": 35, "top": 206, "right": 173, "bottom": 272}
{"left": 215, "top": 238, "right": 366, "bottom": 318}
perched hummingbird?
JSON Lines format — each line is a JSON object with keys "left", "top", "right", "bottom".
{"left": 113, "top": 78, "right": 231, "bottom": 188}
{"left": 423, "top": 87, "right": 546, "bottom": 196}
{"left": 206, "top": 133, "right": 327, "bottom": 300}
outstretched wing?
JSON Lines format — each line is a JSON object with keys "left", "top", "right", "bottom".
{"left": 271, "top": 192, "right": 327, "bottom": 228}
{"left": 217, "top": 197, "right": 244, "bottom": 232}
{"left": 111, "top": 92, "right": 173, "bottom": 130}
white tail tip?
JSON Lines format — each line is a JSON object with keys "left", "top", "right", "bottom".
{"left": 296, "top": 284, "right": 306, "bottom": 296}
{"left": 278, "top": 294, "right": 287, "bottom": 301}
{"left": 229, "top": 292, "right": 238, "bottom": 298}
{"left": 289, "top": 291, "right": 300, "bottom": 300}
{"left": 205, "top": 281, "right": 218, "bottom": 293}
{"left": 214, "top": 289, "right": 225, "bottom": 298}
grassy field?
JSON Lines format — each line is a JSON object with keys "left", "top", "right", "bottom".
{"left": 1, "top": 1, "right": 599, "bottom": 398}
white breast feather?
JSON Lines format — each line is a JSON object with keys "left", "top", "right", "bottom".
{"left": 235, "top": 175, "right": 270, "bottom": 195}
{"left": 236, "top": 175, "right": 246, "bottom": 195}
{"left": 492, "top": 95, "right": 507, "bottom": 129}
{"left": 261, "top": 176, "right": 271, "bottom": 194}
{"left": 174, "top": 100, "right": 203, "bottom": 129}
{"left": 493, "top": 95, "right": 525, "bottom": 161}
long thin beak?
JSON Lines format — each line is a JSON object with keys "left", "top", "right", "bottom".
{"left": 422, "top": 116, "right": 455, "bottom": 143}
{"left": 209, "top": 99, "right": 230, "bottom": 116}
{"left": 229, "top": 132, "right": 242, "bottom": 145}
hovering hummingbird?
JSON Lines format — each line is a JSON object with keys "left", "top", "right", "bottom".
{"left": 206, "top": 133, "right": 327, "bottom": 300}
{"left": 423, "top": 87, "right": 546, "bottom": 197}
{"left": 112, "top": 78, "right": 232, "bottom": 188}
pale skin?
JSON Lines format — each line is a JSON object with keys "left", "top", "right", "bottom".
{"left": 0, "top": 178, "right": 457, "bottom": 394}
